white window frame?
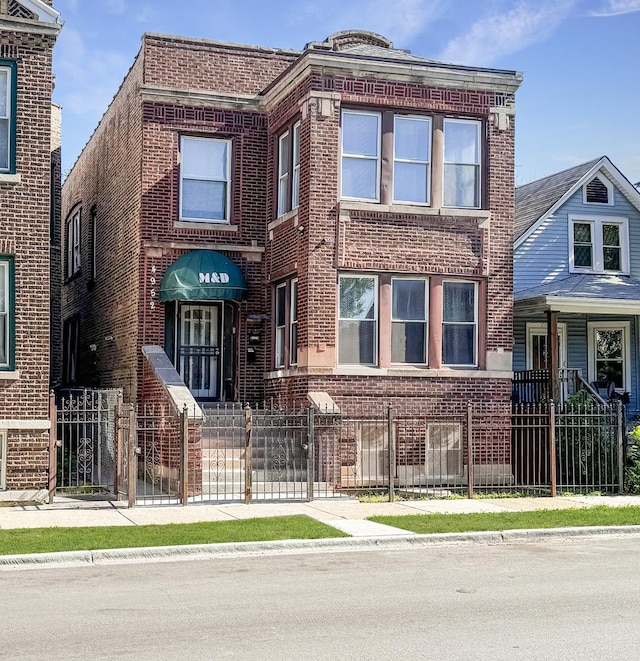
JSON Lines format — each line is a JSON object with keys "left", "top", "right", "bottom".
{"left": 442, "top": 118, "right": 481, "bottom": 209}
{"left": 392, "top": 115, "right": 432, "bottom": 205}
{"left": 277, "top": 130, "right": 290, "bottom": 218}
{"left": 587, "top": 321, "right": 630, "bottom": 392}
{"left": 292, "top": 122, "right": 300, "bottom": 211}
{"left": 569, "top": 215, "right": 629, "bottom": 274}
{"left": 340, "top": 110, "right": 381, "bottom": 202}
{"left": 338, "top": 274, "right": 378, "bottom": 366}
{"left": 0, "top": 430, "right": 6, "bottom": 490}
{"left": 0, "top": 259, "right": 10, "bottom": 369}
{"left": 66, "top": 208, "right": 81, "bottom": 278}
{"left": 274, "top": 282, "right": 287, "bottom": 369}
{"left": 179, "top": 135, "right": 232, "bottom": 223}
{"left": 289, "top": 278, "right": 298, "bottom": 366}
{"left": 442, "top": 280, "right": 478, "bottom": 367}
{"left": 583, "top": 175, "right": 614, "bottom": 206}
{"left": 390, "top": 277, "right": 429, "bottom": 365}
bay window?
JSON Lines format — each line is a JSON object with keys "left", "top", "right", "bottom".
{"left": 180, "top": 136, "right": 231, "bottom": 222}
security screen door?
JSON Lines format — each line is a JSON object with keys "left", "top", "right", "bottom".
{"left": 179, "top": 304, "right": 220, "bottom": 399}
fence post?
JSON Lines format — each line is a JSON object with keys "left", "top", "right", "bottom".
{"left": 548, "top": 400, "right": 557, "bottom": 497}
{"left": 467, "top": 401, "right": 474, "bottom": 499}
{"left": 127, "top": 404, "right": 137, "bottom": 509}
{"left": 48, "top": 391, "right": 57, "bottom": 504}
{"left": 307, "top": 406, "right": 314, "bottom": 502}
{"left": 244, "top": 404, "right": 252, "bottom": 504}
{"left": 617, "top": 400, "right": 625, "bottom": 493}
{"left": 114, "top": 392, "right": 122, "bottom": 499}
{"left": 387, "top": 404, "right": 395, "bottom": 502}
{"left": 180, "top": 405, "right": 189, "bottom": 506}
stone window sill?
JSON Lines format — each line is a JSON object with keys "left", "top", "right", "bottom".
{"left": 0, "top": 173, "right": 20, "bottom": 185}
{"left": 0, "top": 370, "right": 20, "bottom": 380}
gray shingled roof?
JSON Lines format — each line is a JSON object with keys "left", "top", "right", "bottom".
{"left": 514, "top": 158, "right": 602, "bottom": 242}
{"left": 515, "top": 273, "right": 640, "bottom": 303}
{"left": 339, "top": 43, "right": 438, "bottom": 64}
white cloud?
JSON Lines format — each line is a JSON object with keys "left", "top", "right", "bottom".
{"left": 589, "top": 0, "right": 640, "bottom": 15}
{"left": 438, "top": 1, "right": 577, "bottom": 66}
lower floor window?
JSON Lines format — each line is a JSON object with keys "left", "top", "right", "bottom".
{"left": 63, "top": 317, "right": 79, "bottom": 385}
{"left": 0, "top": 430, "right": 6, "bottom": 490}
{"left": 442, "top": 281, "right": 477, "bottom": 366}
{"left": 588, "top": 322, "right": 630, "bottom": 391}
{"left": 0, "top": 257, "right": 13, "bottom": 370}
{"left": 338, "top": 275, "right": 377, "bottom": 365}
{"left": 274, "top": 277, "right": 298, "bottom": 369}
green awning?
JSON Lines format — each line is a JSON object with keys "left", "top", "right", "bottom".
{"left": 159, "top": 250, "right": 247, "bottom": 302}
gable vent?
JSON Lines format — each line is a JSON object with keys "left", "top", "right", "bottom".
{"left": 585, "top": 176, "right": 610, "bottom": 204}
{"left": 8, "top": 0, "right": 36, "bottom": 19}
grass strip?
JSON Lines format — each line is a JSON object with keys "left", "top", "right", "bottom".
{"left": 369, "top": 505, "right": 640, "bottom": 534}
{"left": 0, "top": 515, "right": 347, "bottom": 556}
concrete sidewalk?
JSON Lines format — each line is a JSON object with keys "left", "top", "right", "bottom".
{"left": 2, "top": 493, "right": 640, "bottom": 533}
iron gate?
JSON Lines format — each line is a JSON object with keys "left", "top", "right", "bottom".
{"left": 54, "top": 389, "right": 122, "bottom": 494}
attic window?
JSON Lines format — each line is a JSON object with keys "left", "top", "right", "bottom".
{"left": 584, "top": 175, "right": 612, "bottom": 205}
{"left": 8, "top": 0, "right": 36, "bottom": 20}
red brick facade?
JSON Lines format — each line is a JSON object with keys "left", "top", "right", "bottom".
{"left": 62, "top": 30, "right": 521, "bottom": 474}
{"left": 0, "top": 0, "right": 61, "bottom": 497}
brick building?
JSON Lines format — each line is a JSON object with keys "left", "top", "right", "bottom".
{"left": 0, "top": 0, "right": 62, "bottom": 500}
{"left": 62, "top": 30, "right": 521, "bottom": 478}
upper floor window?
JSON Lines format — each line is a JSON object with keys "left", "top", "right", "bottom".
{"left": 341, "top": 110, "right": 380, "bottom": 201}
{"left": 583, "top": 175, "right": 613, "bottom": 205}
{"left": 0, "top": 257, "right": 14, "bottom": 370}
{"left": 443, "top": 119, "right": 481, "bottom": 209}
{"left": 0, "top": 62, "right": 16, "bottom": 174}
{"left": 442, "top": 281, "right": 477, "bottom": 367}
{"left": 66, "top": 208, "right": 81, "bottom": 278}
{"left": 341, "top": 110, "right": 481, "bottom": 209}
{"left": 277, "top": 122, "right": 300, "bottom": 217}
{"left": 569, "top": 215, "right": 629, "bottom": 274}
{"left": 180, "top": 136, "right": 231, "bottom": 223}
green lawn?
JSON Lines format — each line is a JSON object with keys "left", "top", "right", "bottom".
{"left": 0, "top": 515, "right": 347, "bottom": 556}
{"left": 369, "top": 505, "right": 640, "bottom": 534}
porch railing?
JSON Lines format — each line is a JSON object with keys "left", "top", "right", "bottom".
{"left": 512, "top": 369, "right": 606, "bottom": 407}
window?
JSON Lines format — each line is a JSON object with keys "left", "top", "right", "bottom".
{"left": 0, "top": 430, "right": 5, "bottom": 491}
{"left": 393, "top": 116, "right": 431, "bottom": 204}
{"left": 569, "top": 215, "right": 628, "bottom": 274}
{"left": 341, "top": 110, "right": 481, "bottom": 208}
{"left": 341, "top": 110, "right": 380, "bottom": 201}
{"left": 338, "top": 275, "right": 377, "bottom": 365}
{"left": 0, "top": 257, "right": 14, "bottom": 370}
{"left": 273, "top": 277, "right": 298, "bottom": 369}
{"left": 89, "top": 205, "right": 97, "bottom": 283}
{"left": 0, "top": 61, "right": 16, "bottom": 173}
{"left": 180, "top": 136, "right": 231, "bottom": 223}
{"left": 443, "top": 119, "right": 481, "bottom": 208}
{"left": 63, "top": 317, "right": 79, "bottom": 385}
{"left": 588, "top": 322, "right": 630, "bottom": 391}
{"left": 277, "top": 122, "right": 300, "bottom": 217}
{"left": 583, "top": 175, "right": 613, "bottom": 205}
{"left": 65, "top": 208, "right": 81, "bottom": 278}
{"left": 442, "top": 281, "right": 477, "bottom": 366}
{"left": 391, "top": 278, "right": 428, "bottom": 363}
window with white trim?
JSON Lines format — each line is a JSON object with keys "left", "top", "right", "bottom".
{"left": 0, "top": 258, "right": 13, "bottom": 370}
{"left": 569, "top": 215, "right": 629, "bottom": 274}
{"left": 341, "top": 110, "right": 381, "bottom": 201}
{"left": 65, "top": 208, "right": 81, "bottom": 278}
{"left": 180, "top": 136, "right": 231, "bottom": 223}
{"left": 588, "top": 322, "right": 630, "bottom": 391}
{"left": 391, "top": 278, "right": 428, "bottom": 364}
{"left": 274, "top": 277, "right": 298, "bottom": 369}
{"left": 0, "top": 61, "right": 15, "bottom": 173}
{"left": 442, "top": 281, "right": 477, "bottom": 366}
{"left": 338, "top": 275, "right": 377, "bottom": 365}
{"left": 0, "top": 430, "right": 6, "bottom": 491}
{"left": 277, "top": 122, "right": 301, "bottom": 217}
{"left": 443, "top": 119, "right": 481, "bottom": 209}
{"left": 392, "top": 116, "right": 431, "bottom": 204}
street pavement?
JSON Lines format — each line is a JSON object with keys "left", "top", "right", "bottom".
{"left": 2, "top": 493, "right": 640, "bottom": 570}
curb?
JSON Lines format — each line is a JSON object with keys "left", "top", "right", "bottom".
{"left": 3, "top": 525, "right": 640, "bottom": 571}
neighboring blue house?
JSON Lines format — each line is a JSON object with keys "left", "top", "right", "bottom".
{"left": 513, "top": 156, "right": 640, "bottom": 411}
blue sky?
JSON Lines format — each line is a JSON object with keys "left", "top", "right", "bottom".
{"left": 52, "top": 0, "right": 640, "bottom": 185}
